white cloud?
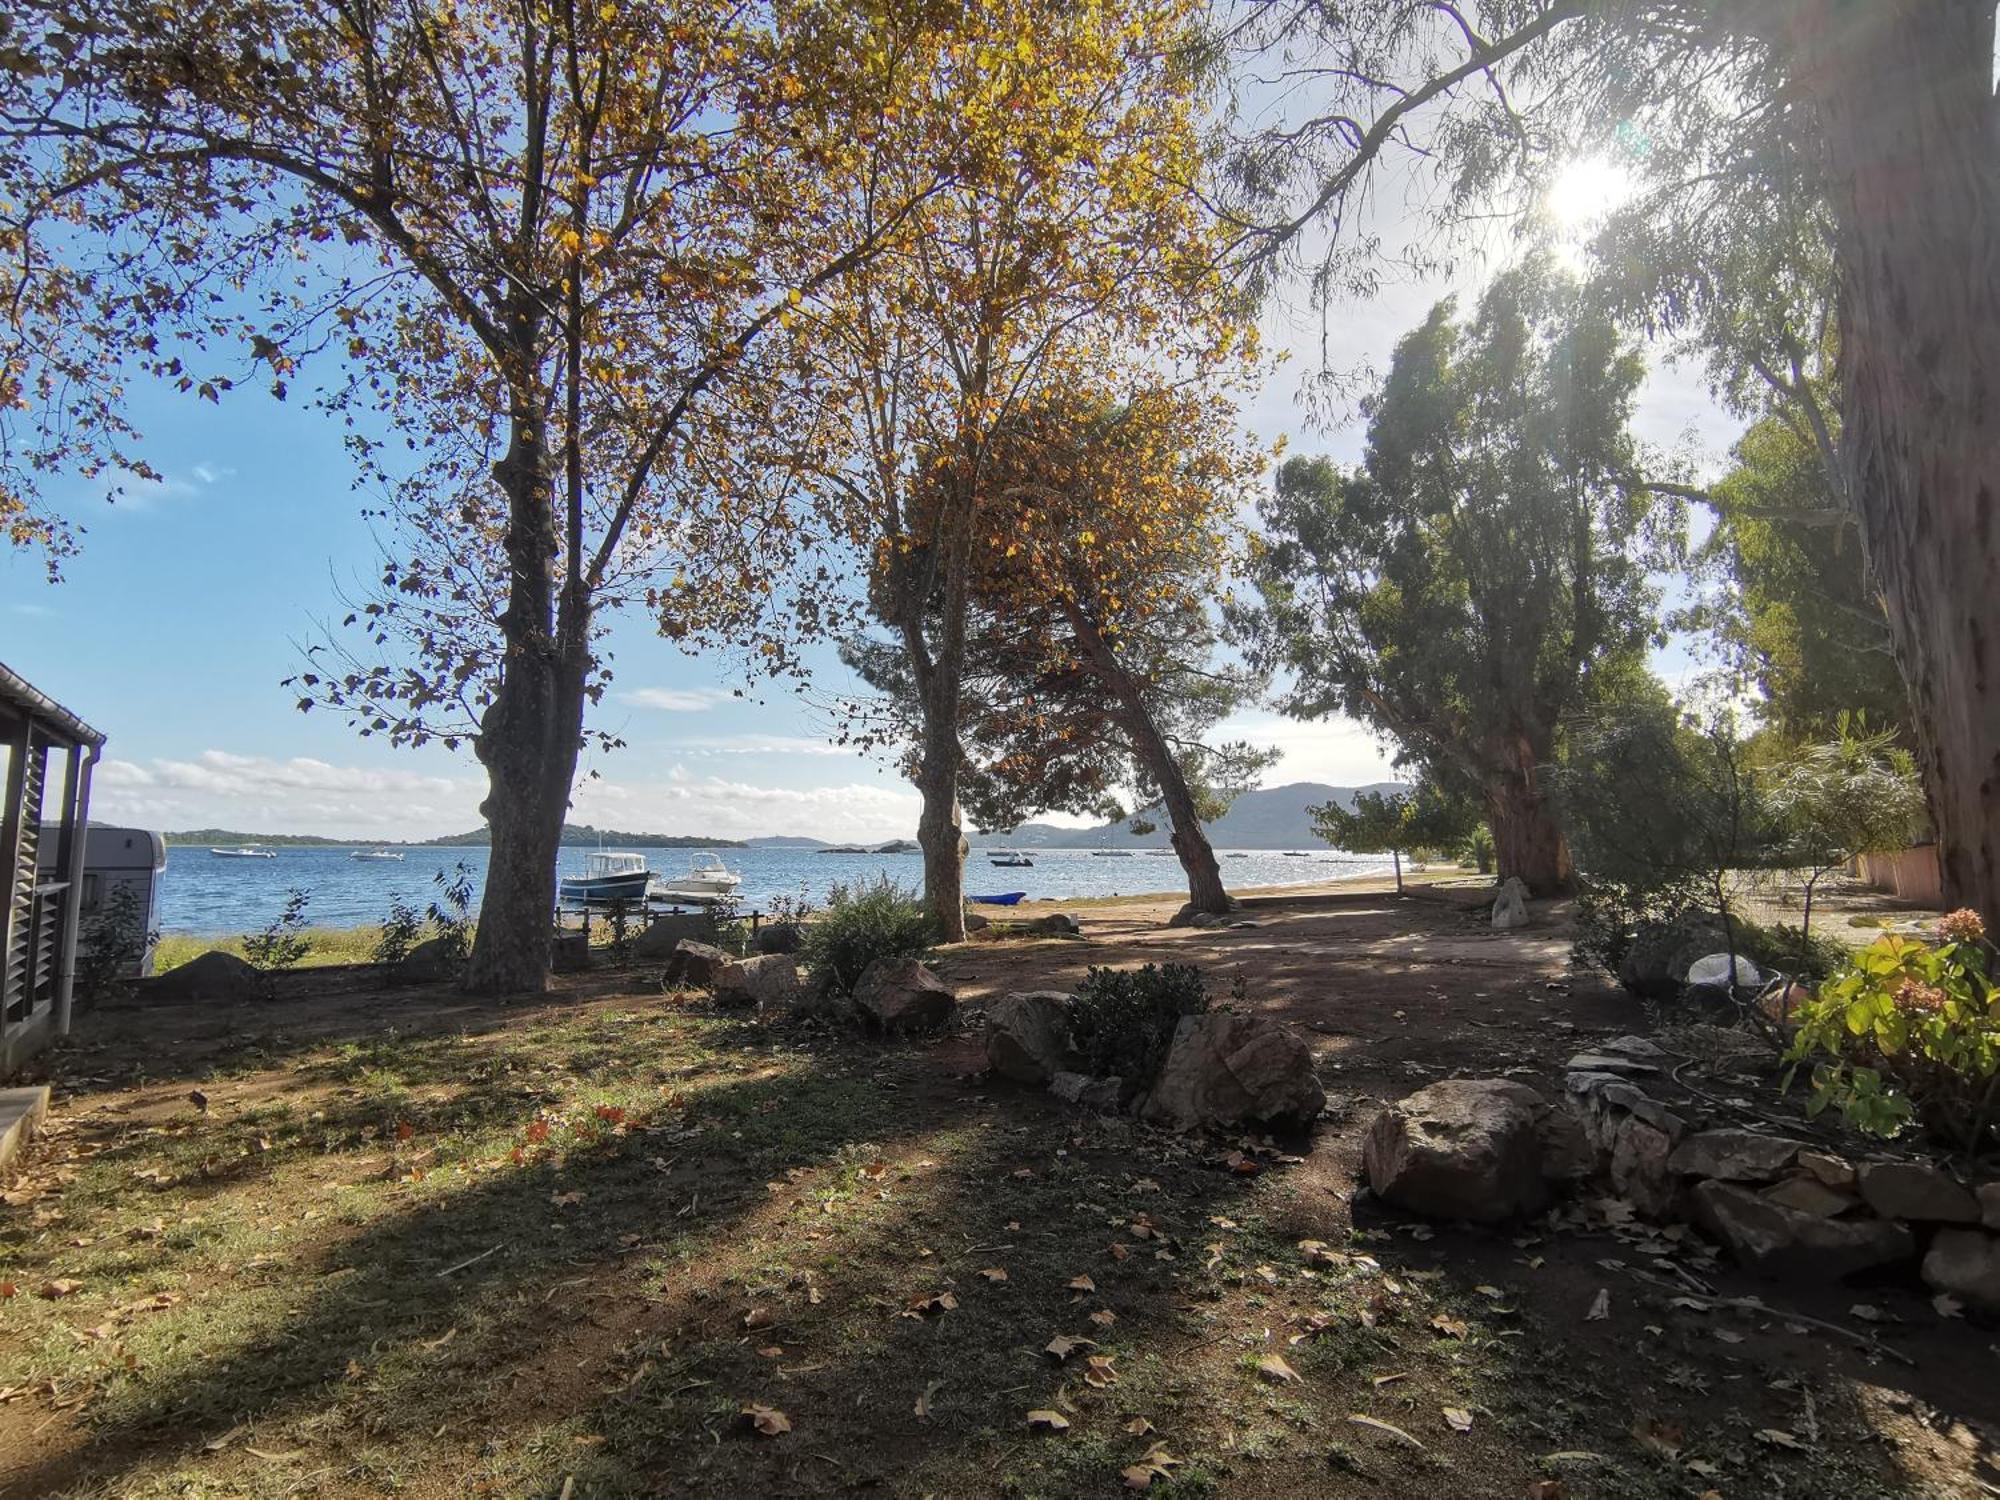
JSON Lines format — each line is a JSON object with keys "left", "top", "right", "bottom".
{"left": 1215, "top": 711, "right": 1403, "bottom": 787}
{"left": 619, "top": 686, "right": 737, "bottom": 711}
{"left": 574, "top": 765, "right": 919, "bottom": 843}
{"left": 676, "top": 734, "right": 863, "bottom": 758}
{"left": 92, "top": 751, "right": 484, "bottom": 837}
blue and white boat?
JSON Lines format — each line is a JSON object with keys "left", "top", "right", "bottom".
{"left": 560, "top": 850, "right": 652, "bottom": 905}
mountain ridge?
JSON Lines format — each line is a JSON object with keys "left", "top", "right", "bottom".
{"left": 966, "top": 781, "right": 1410, "bottom": 850}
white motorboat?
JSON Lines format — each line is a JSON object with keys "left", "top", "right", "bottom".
{"left": 650, "top": 851, "right": 742, "bottom": 906}
{"left": 560, "top": 850, "right": 652, "bottom": 905}
{"left": 1090, "top": 849, "right": 1135, "bottom": 858}
{"left": 988, "top": 848, "right": 1034, "bottom": 867}
{"left": 210, "top": 846, "right": 276, "bottom": 860}
{"left": 350, "top": 848, "right": 405, "bottom": 863}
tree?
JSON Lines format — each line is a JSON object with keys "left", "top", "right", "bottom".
{"left": 0, "top": 0, "right": 963, "bottom": 991}
{"left": 1311, "top": 783, "right": 1478, "bottom": 895}
{"left": 799, "top": 0, "right": 1251, "bottom": 938}
{"left": 1769, "top": 722, "right": 1928, "bottom": 948}
{"left": 1227, "top": 0, "right": 2000, "bottom": 937}
{"left": 849, "top": 384, "right": 1274, "bottom": 917}
{"left": 1697, "top": 415, "right": 1908, "bottom": 741}
{"left": 1239, "top": 261, "right": 1681, "bottom": 894}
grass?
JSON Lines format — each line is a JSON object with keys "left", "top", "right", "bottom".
{"left": 153, "top": 926, "right": 390, "bottom": 972}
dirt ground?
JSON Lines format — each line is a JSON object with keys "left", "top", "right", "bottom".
{"left": 3, "top": 885, "right": 1995, "bottom": 1499}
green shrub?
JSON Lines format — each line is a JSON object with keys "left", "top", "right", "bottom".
{"left": 798, "top": 877, "right": 936, "bottom": 995}
{"left": 244, "top": 888, "right": 314, "bottom": 972}
{"left": 371, "top": 895, "right": 427, "bottom": 966}
{"left": 1783, "top": 911, "right": 1999, "bottom": 1154}
{"left": 1734, "top": 918, "right": 1849, "bottom": 986}
{"left": 77, "top": 883, "right": 156, "bottom": 1001}
{"left": 1066, "top": 963, "right": 1210, "bottom": 1086}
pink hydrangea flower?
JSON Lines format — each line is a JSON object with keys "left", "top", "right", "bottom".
{"left": 1937, "top": 908, "right": 1987, "bottom": 945}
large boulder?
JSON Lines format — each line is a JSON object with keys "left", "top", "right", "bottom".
{"left": 984, "top": 992, "right": 1080, "bottom": 1084}
{"left": 753, "top": 922, "right": 804, "bottom": 956}
{"left": 392, "top": 936, "right": 460, "bottom": 985}
{"left": 1922, "top": 1229, "right": 2000, "bottom": 1311}
{"left": 851, "top": 958, "right": 955, "bottom": 1036}
{"left": 148, "top": 950, "right": 270, "bottom": 1002}
{"left": 1855, "top": 1160, "right": 1981, "bottom": 1222}
{"left": 631, "top": 914, "right": 715, "bottom": 960}
{"left": 714, "top": 953, "right": 805, "bottom": 1012}
{"left": 1690, "top": 1179, "right": 1914, "bottom": 1279}
{"left": 1027, "top": 912, "right": 1082, "bottom": 938}
{"left": 1617, "top": 913, "right": 1729, "bottom": 999}
{"left": 1667, "top": 1129, "right": 1807, "bottom": 1184}
{"left": 1491, "top": 876, "right": 1530, "bottom": 930}
{"left": 1363, "top": 1079, "right": 1578, "bottom": 1224}
{"left": 665, "top": 939, "right": 734, "bottom": 988}
{"left": 1140, "top": 1013, "right": 1325, "bottom": 1133}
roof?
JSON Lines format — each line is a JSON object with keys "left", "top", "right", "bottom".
{"left": 0, "top": 661, "right": 104, "bottom": 748}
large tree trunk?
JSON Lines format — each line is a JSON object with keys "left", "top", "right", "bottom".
{"left": 913, "top": 687, "right": 967, "bottom": 942}
{"left": 463, "top": 391, "right": 588, "bottom": 996}
{"left": 1068, "top": 607, "right": 1230, "bottom": 915}
{"left": 1783, "top": 0, "right": 2000, "bottom": 932}
{"left": 1488, "top": 777, "right": 1568, "bottom": 896}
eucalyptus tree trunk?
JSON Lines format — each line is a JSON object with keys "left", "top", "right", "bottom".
{"left": 1783, "top": 0, "right": 2000, "bottom": 933}
{"left": 1066, "top": 607, "right": 1230, "bottom": 915}
{"left": 462, "top": 386, "right": 588, "bottom": 996}
{"left": 1487, "top": 738, "right": 1569, "bottom": 896}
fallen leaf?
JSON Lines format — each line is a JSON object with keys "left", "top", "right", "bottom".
{"left": 1631, "top": 1417, "right": 1683, "bottom": 1458}
{"left": 756, "top": 1345, "right": 784, "bottom": 1359}
{"left": 1089, "top": 1308, "right": 1117, "bottom": 1328}
{"left": 1371, "top": 1372, "right": 1409, "bottom": 1389}
{"left": 549, "top": 1190, "right": 585, "bottom": 1208}
{"left": 913, "top": 1378, "right": 944, "bottom": 1419}
{"left": 1045, "top": 1333, "right": 1096, "bottom": 1361}
{"left": 1124, "top": 1416, "right": 1155, "bottom": 1436}
{"left": 1585, "top": 1288, "right": 1609, "bottom": 1322}
{"left": 395, "top": 1121, "right": 414, "bottom": 1142}
{"left": 1444, "top": 1406, "right": 1474, "bottom": 1432}
{"left": 1083, "top": 1354, "right": 1118, "bottom": 1388}
{"left": 1349, "top": 1413, "right": 1424, "bottom": 1449}
{"left": 1255, "top": 1354, "right": 1300, "bottom": 1384}
{"left": 1754, "top": 1428, "right": 1804, "bottom": 1450}
{"left": 1848, "top": 1303, "right": 1894, "bottom": 1324}
{"left": 743, "top": 1307, "right": 776, "bottom": 1330}
{"left": 1430, "top": 1314, "right": 1468, "bottom": 1339}
{"left": 979, "top": 1267, "right": 1008, "bottom": 1283}
{"left": 742, "top": 1403, "right": 791, "bottom": 1437}
{"left": 903, "top": 1291, "right": 957, "bottom": 1317}
{"left": 1298, "top": 1239, "right": 1342, "bottom": 1267}
{"left": 1026, "top": 1409, "right": 1070, "bottom": 1433}
{"left": 1934, "top": 1292, "right": 1965, "bottom": 1319}
{"left": 1067, "top": 1274, "right": 1096, "bottom": 1293}
{"left": 1121, "top": 1444, "right": 1181, "bottom": 1489}
{"left": 39, "top": 1279, "right": 82, "bottom": 1299}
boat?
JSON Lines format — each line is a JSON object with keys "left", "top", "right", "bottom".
{"left": 970, "top": 891, "right": 1027, "bottom": 906}
{"left": 560, "top": 850, "right": 652, "bottom": 905}
{"left": 1090, "top": 850, "right": 1135, "bottom": 858}
{"left": 350, "top": 848, "right": 405, "bottom": 862}
{"left": 649, "top": 851, "right": 742, "bottom": 906}
{"left": 1227, "top": 852, "right": 1248, "bottom": 859}
{"left": 209, "top": 846, "right": 276, "bottom": 860}
{"left": 988, "top": 848, "right": 1034, "bottom": 867}
{"left": 1145, "top": 850, "right": 1174, "bottom": 857}
{"left": 1282, "top": 851, "right": 1311, "bottom": 858}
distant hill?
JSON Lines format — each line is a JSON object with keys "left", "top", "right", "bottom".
{"left": 419, "top": 823, "right": 746, "bottom": 848}
{"left": 163, "top": 829, "right": 349, "bottom": 847}
{"left": 966, "top": 781, "right": 1410, "bottom": 850}
{"left": 745, "top": 835, "right": 830, "bottom": 848}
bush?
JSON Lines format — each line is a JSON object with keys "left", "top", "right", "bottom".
{"left": 1734, "top": 918, "right": 1849, "bottom": 987}
{"left": 797, "top": 877, "right": 935, "bottom": 996}
{"left": 1783, "top": 910, "right": 1999, "bottom": 1154}
{"left": 426, "top": 864, "right": 476, "bottom": 970}
{"left": 371, "top": 895, "right": 427, "bottom": 966}
{"left": 243, "top": 888, "right": 314, "bottom": 972}
{"left": 1066, "top": 963, "right": 1209, "bottom": 1086}
{"left": 76, "top": 883, "right": 156, "bottom": 1002}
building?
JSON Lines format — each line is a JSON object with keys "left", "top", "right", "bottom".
{"left": 1, "top": 662, "right": 104, "bottom": 1074}
{"left": 37, "top": 824, "right": 166, "bottom": 978}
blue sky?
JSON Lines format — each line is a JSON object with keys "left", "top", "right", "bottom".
{"left": 1, "top": 179, "right": 1739, "bottom": 844}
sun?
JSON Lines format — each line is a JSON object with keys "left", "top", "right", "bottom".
{"left": 1544, "top": 155, "right": 1636, "bottom": 234}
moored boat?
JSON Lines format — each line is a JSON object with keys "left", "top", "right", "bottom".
{"left": 350, "top": 848, "right": 405, "bottom": 862}
{"left": 649, "top": 851, "right": 742, "bottom": 906}
{"left": 209, "top": 846, "right": 276, "bottom": 860}
{"left": 560, "top": 850, "right": 652, "bottom": 905}
{"left": 970, "top": 891, "right": 1027, "bottom": 905}
{"left": 988, "top": 847, "right": 1034, "bottom": 867}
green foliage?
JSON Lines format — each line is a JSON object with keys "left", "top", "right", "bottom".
{"left": 1066, "top": 963, "right": 1209, "bottom": 1086}
{"left": 1766, "top": 721, "right": 1928, "bottom": 944}
{"left": 1461, "top": 825, "right": 1495, "bottom": 875}
{"left": 797, "top": 877, "right": 936, "bottom": 996}
{"left": 1311, "top": 783, "right": 1476, "bottom": 860}
{"left": 425, "top": 865, "right": 476, "bottom": 971}
{"left": 76, "top": 884, "right": 156, "bottom": 1003}
{"left": 1734, "top": 919, "right": 1849, "bottom": 988}
{"left": 370, "top": 895, "right": 428, "bottom": 966}
{"left": 1784, "top": 916, "right": 2000, "bottom": 1155}
{"left": 243, "top": 888, "right": 315, "bottom": 973}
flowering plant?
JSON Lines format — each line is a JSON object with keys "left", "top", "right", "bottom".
{"left": 1782, "top": 911, "right": 2000, "bottom": 1152}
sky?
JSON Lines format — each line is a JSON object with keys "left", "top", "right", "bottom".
{"left": 0, "top": 158, "right": 1745, "bottom": 845}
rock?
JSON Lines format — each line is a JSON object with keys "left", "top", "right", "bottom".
{"left": 1762, "top": 1174, "right": 1860, "bottom": 1219}
{"left": 1608, "top": 1117, "right": 1679, "bottom": 1219}
{"left": 1189, "top": 911, "right": 1229, "bottom": 930}
{"left": 1491, "top": 876, "right": 1530, "bottom": 930}
{"left": 753, "top": 922, "right": 803, "bottom": 956}
{"left": 1027, "top": 912, "right": 1082, "bottom": 938}
{"left": 1667, "top": 1129, "right": 1806, "bottom": 1184}
{"left": 1565, "top": 1052, "right": 1660, "bottom": 1076}
{"left": 1855, "top": 1160, "right": 1981, "bottom": 1223}
{"left": 1618, "top": 913, "right": 1728, "bottom": 999}
{"left": 1922, "top": 1229, "right": 2000, "bottom": 1311}
{"left": 713, "top": 954, "right": 804, "bottom": 1012}
{"left": 963, "top": 910, "right": 991, "bottom": 933}
{"left": 1050, "top": 1071, "right": 1124, "bottom": 1111}
{"left": 1797, "top": 1151, "right": 1857, "bottom": 1190}
{"left": 1568, "top": 1074, "right": 1686, "bottom": 1146}
{"left": 392, "top": 936, "right": 460, "bottom": 984}
{"left": 665, "top": 940, "right": 734, "bottom": 988}
{"left": 631, "top": 914, "right": 713, "bottom": 960}
{"left": 1979, "top": 1181, "right": 2000, "bottom": 1231}
{"left": 551, "top": 932, "right": 591, "bottom": 973}
{"left": 148, "top": 950, "right": 269, "bottom": 1002}
{"left": 1362, "top": 1079, "right": 1565, "bottom": 1224}
{"left": 851, "top": 958, "right": 955, "bottom": 1036}
{"left": 1142, "top": 1014, "right": 1326, "bottom": 1134}
{"left": 984, "top": 992, "right": 1080, "bottom": 1085}
{"left": 1599, "top": 1035, "right": 1667, "bottom": 1060}
{"left": 1690, "top": 1180, "right": 1914, "bottom": 1278}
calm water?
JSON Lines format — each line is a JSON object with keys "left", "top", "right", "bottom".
{"left": 154, "top": 844, "right": 1394, "bottom": 935}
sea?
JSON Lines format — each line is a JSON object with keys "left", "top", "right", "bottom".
{"left": 153, "top": 843, "right": 1395, "bottom": 936}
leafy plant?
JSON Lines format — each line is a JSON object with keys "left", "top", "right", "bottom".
{"left": 797, "top": 877, "right": 935, "bottom": 996}
{"left": 426, "top": 864, "right": 476, "bottom": 971}
{"left": 1311, "top": 782, "right": 1478, "bottom": 894}
{"left": 1783, "top": 911, "right": 2000, "bottom": 1155}
{"left": 1460, "top": 825, "right": 1495, "bottom": 876}
{"left": 75, "top": 883, "right": 156, "bottom": 1002}
{"left": 371, "top": 895, "right": 427, "bottom": 966}
{"left": 244, "top": 888, "right": 315, "bottom": 973}
{"left": 1066, "top": 963, "right": 1209, "bottom": 1086}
